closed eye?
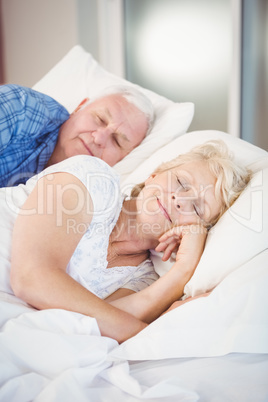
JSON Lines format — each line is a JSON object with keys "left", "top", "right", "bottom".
{"left": 96, "top": 114, "right": 107, "bottom": 125}
{"left": 112, "top": 134, "right": 122, "bottom": 148}
{"left": 177, "top": 176, "right": 189, "bottom": 191}
{"left": 177, "top": 177, "right": 185, "bottom": 189}
{"left": 193, "top": 203, "right": 200, "bottom": 217}
{"left": 193, "top": 203, "right": 205, "bottom": 220}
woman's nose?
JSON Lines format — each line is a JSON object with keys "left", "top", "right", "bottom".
{"left": 171, "top": 192, "right": 194, "bottom": 212}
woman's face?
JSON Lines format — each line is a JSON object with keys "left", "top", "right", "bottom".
{"left": 136, "top": 160, "right": 223, "bottom": 239}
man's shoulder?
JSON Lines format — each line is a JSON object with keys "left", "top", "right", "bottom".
{"left": 0, "top": 84, "right": 44, "bottom": 102}
{"left": 0, "top": 84, "right": 69, "bottom": 114}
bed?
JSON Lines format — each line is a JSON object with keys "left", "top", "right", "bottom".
{"left": 0, "top": 46, "right": 267, "bottom": 402}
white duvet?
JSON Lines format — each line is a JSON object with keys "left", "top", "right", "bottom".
{"left": 0, "top": 248, "right": 267, "bottom": 402}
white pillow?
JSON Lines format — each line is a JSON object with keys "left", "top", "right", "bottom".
{"left": 121, "top": 130, "right": 268, "bottom": 298}
{"left": 121, "top": 130, "right": 268, "bottom": 191}
{"left": 33, "top": 45, "right": 194, "bottom": 182}
{"left": 184, "top": 166, "right": 268, "bottom": 297}
{"left": 111, "top": 134, "right": 268, "bottom": 360}
{"left": 109, "top": 249, "right": 268, "bottom": 360}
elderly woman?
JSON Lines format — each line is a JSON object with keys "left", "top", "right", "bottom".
{"left": 1, "top": 140, "right": 250, "bottom": 343}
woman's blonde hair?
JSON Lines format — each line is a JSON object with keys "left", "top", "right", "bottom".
{"left": 131, "top": 140, "right": 252, "bottom": 226}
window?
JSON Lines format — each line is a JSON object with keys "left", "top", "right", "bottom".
{"left": 124, "top": 0, "right": 232, "bottom": 133}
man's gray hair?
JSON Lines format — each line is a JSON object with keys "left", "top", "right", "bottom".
{"left": 90, "top": 85, "right": 155, "bottom": 135}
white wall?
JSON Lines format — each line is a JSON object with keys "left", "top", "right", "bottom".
{"left": 1, "top": 0, "right": 79, "bottom": 87}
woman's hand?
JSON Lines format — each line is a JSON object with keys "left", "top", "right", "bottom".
{"left": 109, "top": 225, "right": 208, "bottom": 325}
{"left": 155, "top": 224, "right": 208, "bottom": 266}
{"left": 110, "top": 228, "right": 208, "bottom": 325}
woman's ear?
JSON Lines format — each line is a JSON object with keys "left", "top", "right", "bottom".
{"left": 72, "top": 97, "right": 90, "bottom": 114}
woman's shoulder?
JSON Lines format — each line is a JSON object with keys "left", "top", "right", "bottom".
{"left": 38, "top": 156, "right": 122, "bottom": 218}
{"left": 40, "top": 155, "right": 119, "bottom": 186}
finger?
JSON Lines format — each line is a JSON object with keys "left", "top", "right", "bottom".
{"left": 160, "top": 224, "right": 207, "bottom": 241}
{"left": 155, "top": 240, "right": 172, "bottom": 252}
{"left": 158, "top": 226, "right": 183, "bottom": 242}
{"left": 155, "top": 237, "right": 180, "bottom": 252}
{"left": 155, "top": 242, "right": 166, "bottom": 253}
{"left": 162, "top": 242, "right": 179, "bottom": 261}
{"left": 157, "top": 233, "right": 181, "bottom": 247}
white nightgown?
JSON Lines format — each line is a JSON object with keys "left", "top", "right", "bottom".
{"left": 0, "top": 155, "right": 158, "bottom": 298}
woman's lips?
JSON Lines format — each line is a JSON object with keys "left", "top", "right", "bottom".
{"left": 156, "top": 197, "right": 172, "bottom": 223}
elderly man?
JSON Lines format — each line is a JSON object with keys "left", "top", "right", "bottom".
{"left": 0, "top": 84, "right": 154, "bottom": 187}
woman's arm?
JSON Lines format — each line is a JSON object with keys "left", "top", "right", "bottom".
{"left": 108, "top": 225, "right": 207, "bottom": 323}
{"left": 11, "top": 172, "right": 207, "bottom": 342}
{"left": 10, "top": 172, "right": 147, "bottom": 343}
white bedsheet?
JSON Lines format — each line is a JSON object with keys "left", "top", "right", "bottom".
{"left": 1, "top": 251, "right": 268, "bottom": 402}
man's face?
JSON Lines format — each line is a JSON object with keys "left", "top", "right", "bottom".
{"left": 56, "top": 94, "right": 148, "bottom": 166}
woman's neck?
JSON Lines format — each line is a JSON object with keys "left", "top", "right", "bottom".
{"left": 110, "top": 199, "right": 158, "bottom": 255}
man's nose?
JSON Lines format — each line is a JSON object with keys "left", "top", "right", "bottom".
{"left": 92, "top": 127, "right": 111, "bottom": 147}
